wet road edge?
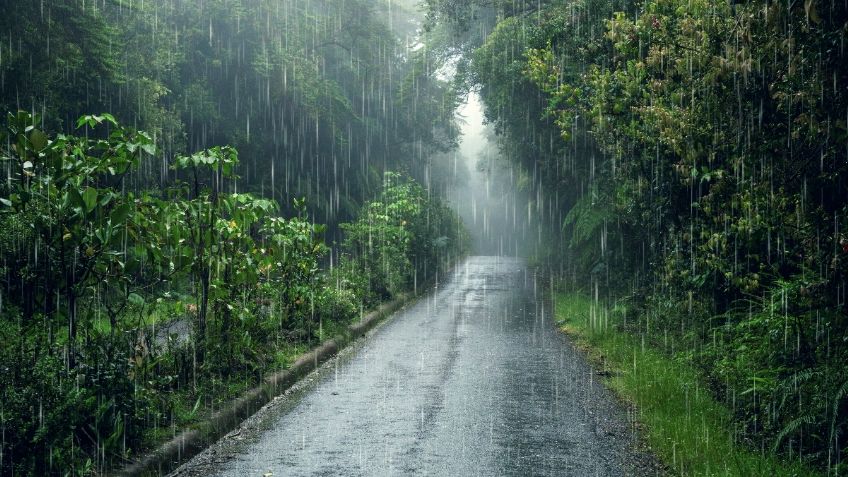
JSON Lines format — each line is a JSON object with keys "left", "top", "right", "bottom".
{"left": 116, "top": 274, "right": 444, "bottom": 477}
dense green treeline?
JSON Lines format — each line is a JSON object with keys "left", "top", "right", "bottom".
{"left": 429, "top": 0, "right": 847, "bottom": 472}
{"left": 0, "top": 0, "right": 457, "bottom": 227}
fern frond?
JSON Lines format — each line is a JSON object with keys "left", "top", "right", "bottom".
{"left": 563, "top": 191, "right": 610, "bottom": 247}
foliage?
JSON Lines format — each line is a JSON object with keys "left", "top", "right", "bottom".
{"left": 0, "top": 0, "right": 456, "bottom": 229}
{"left": 0, "top": 0, "right": 467, "bottom": 472}
{"left": 0, "top": 110, "right": 466, "bottom": 473}
{"left": 555, "top": 291, "right": 820, "bottom": 476}
{"left": 434, "top": 0, "right": 848, "bottom": 470}
{"left": 340, "top": 172, "right": 468, "bottom": 307}
{"left": 0, "top": 111, "right": 155, "bottom": 363}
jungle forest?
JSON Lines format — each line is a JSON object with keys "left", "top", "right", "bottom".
{"left": 0, "top": 0, "right": 846, "bottom": 475}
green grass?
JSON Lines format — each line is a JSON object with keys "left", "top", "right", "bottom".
{"left": 273, "top": 342, "right": 311, "bottom": 369}
{"left": 554, "top": 291, "right": 821, "bottom": 477}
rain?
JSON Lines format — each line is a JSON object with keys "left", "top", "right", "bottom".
{"left": 0, "top": 0, "right": 846, "bottom": 476}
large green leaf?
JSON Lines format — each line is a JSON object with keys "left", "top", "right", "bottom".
{"left": 82, "top": 187, "right": 98, "bottom": 213}
{"left": 67, "top": 188, "right": 85, "bottom": 213}
{"left": 110, "top": 203, "right": 132, "bottom": 225}
{"left": 29, "top": 129, "right": 47, "bottom": 151}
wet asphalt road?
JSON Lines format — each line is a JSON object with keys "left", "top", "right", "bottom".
{"left": 173, "top": 256, "right": 659, "bottom": 476}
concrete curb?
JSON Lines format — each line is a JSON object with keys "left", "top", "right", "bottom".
{"left": 117, "top": 293, "right": 413, "bottom": 476}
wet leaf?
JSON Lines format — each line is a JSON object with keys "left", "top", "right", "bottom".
{"left": 110, "top": 203, "right": 132, "bottom": 225}
{"left": 29, "top": 129, "right": 47, "bottom": 150}
{"left": 82, "top": 187, "right": 98, "bottom": 212}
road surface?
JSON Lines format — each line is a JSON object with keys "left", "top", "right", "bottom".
{"left": 173, "top": 256, "right": 660, "bottom": 476}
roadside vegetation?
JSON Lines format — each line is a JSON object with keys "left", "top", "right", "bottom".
{"left": 0, "top": 0, "right": 467, "bottom": 474}
{"left": 0, "top": 114, "right": 466, "bottom": 474}
{"left": 429, "top": 0, "right": 847, "bottom": 473}
{"left": 556, "top": 292, "right": 818, "bottom": 476}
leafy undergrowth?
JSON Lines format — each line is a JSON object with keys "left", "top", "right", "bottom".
{"left": 0, "top": 112, "right": 467, "bottom": 473}
{"left": 141, "top": 325, "right": 343, "bottom": 450}
{"left": 554, "top": 291, "right": 820, "bottom": 477}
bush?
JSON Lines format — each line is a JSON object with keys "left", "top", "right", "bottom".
{"left": 316, "top": 286, "right": 358, "bottom": 323}
{"left": 0, "top": 312, "right": 155, "bottom": 474}
{"left": 339, "top": 172, "right": 467, "bottom": 305}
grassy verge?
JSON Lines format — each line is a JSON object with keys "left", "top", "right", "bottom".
{"left": 554, "top": 291, "right": 820, "bottom": 477}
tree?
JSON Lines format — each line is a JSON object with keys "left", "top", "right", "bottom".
{"left": 1, "top": 111, "right": 155, "bottom": 367}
